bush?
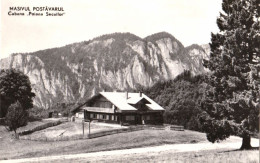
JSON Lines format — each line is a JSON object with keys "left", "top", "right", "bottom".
{"left": 5, "top": 101, "right": 28, "bottom": 138}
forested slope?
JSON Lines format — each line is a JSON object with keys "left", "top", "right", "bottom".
{"left": 145, "top": 71, "right": 209, "bottom": 131}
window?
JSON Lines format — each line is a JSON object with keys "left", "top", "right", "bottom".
{"left": 90, "top": 113, "right": 94, "bottom": 118}
{"left": 125, "top": 115, "right": 135, "bottom": 121}
{"left": 106, "top": 115, "right": 110, "bottom": 120}
{"left": 111, "top": 115, "right": 114, "bottom": 120}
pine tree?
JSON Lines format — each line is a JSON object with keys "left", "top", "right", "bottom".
{"left": 201, "top": 0, "right": 259, "bottom": 149}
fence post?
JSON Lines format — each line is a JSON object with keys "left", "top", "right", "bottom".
{"left": 82, "top": 120, "right": 84, "bottom": 136}
{"left": 89, "top": 121, "right": 91, "bottom": 135}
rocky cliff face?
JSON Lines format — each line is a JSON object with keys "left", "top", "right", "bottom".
{"left": 0, "top": 32, "right": 210, "bottom": 109}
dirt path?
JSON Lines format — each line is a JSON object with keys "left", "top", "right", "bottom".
{"left": 2, "top": 137, "right": 259, "bottom": 163}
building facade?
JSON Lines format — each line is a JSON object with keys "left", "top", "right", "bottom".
{"left": 74, "top": 92, "right": 165, "bottom": 125}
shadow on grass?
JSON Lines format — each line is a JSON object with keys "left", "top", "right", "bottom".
{"left": 28, "top": 116, "right": 43, "bottom": 122}
{"left": 218, "top": 146, "right": 259, "bottom": 153}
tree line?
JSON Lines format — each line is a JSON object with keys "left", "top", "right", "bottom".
{"left": 144, "top": 70, "right": 207, "bottom": 131}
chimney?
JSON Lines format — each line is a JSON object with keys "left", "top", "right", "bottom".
{"left": 139, "top": 92, "right": 142, "bottom": 97}
{"left": 125, "top": 91, "right": 128, "bottom": 99}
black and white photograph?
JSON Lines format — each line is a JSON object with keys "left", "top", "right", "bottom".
{"left": 0, "top": 0, "right": 259, "bottom": 162}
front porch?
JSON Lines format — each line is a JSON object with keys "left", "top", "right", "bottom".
{"left": 84, "top": 109, "right": 164, "bottom": 126}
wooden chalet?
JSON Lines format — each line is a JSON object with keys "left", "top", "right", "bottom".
{"left": 73, "top": 92, "right": 165, "bottom": 125}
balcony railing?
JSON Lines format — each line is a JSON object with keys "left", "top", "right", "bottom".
{"left": 82, "top": 107, "right": 114, "bottom": 113}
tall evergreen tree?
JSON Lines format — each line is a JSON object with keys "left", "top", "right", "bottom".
{"left": 201, "top": 0, "right": 259, "bottom": 149}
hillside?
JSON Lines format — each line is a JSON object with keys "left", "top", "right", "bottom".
{"left": 144, "top": 71, "right": 208, "bottom": 131}
{"left": 0, "top": 32, "right": 210, "bottom": 109}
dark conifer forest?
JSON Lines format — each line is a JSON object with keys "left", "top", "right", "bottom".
{"left": 144, "top": 71, "right": 208, "bottom": 131}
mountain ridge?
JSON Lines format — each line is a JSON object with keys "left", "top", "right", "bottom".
{"left": 0, "top": 32, "right": 210, "bottom": 109}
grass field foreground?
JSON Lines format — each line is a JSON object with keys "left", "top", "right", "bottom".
{"left": 0, "top": 124, "right": 207, "bottom": 160}
{"left": 60, "top": 148, "right": 259, "bottom": 163}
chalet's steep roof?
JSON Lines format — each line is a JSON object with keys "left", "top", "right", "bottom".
{"left": 100, "top": 92, "right": 136, "bottom": 110}
{"left": 99, "top": 92, "right": 164, "bottom": 111}
{"left": 127, "top": 96, "right": 150, "bottom": 104}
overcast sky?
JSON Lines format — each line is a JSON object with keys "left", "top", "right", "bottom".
{"left": 1, "top": 0, "right": 222, "bottom": 59}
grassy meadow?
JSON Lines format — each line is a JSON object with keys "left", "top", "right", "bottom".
{"left": 61, "top": 148, "right": 259, "bottom": 163}
{"left": 0, "top": 121, "right": 207, "bottom": 160}
{"left": 0, "top": 120, "right": 258, "bottom": 162}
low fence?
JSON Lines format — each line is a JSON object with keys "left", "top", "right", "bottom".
{"left": 164, "top": 125, "right": 184, "bottom": 131}
{"left": 20, "top": 133, "right": 84, "bottom": 141}
{"left": 87, "top": 126, "right": 145, "bottom": 139}
{"left": 18, "top": 120, "right": 62, "bottom": 136}
{"left": 20, "top": 124, "right": 184, "bottom": 141}
{"left": 147, "top": 125, "right": 166, "bottom": 130}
